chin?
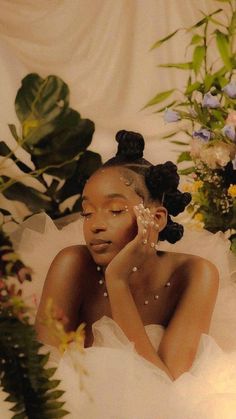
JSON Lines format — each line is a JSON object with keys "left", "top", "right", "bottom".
{"left": 90, "top": 251, "right": 116, "bottom": 268}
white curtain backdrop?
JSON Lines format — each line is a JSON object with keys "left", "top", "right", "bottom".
{"left": 0, "top": 0, "right": 227, "bottom": 216}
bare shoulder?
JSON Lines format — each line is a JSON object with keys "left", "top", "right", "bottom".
{"left": 53, "top": 244, "right": 93, "bottom": 273}
{"left": 181, "top": 253, "right": 219, "bottom": 289}
{"left": 167, "top": 250, "right": 218, "bottom": 282}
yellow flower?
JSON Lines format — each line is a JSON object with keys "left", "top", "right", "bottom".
{"left": 194, "top": 213, "right": 204, "bottom": 222}
{"left": 193, "top": 180, "right": 203, "bottom": 192}
{"left": 228, "top": 184, "right": 236, "bottom": 198}
{"left": 182, "top": 180, "right": 203, "bottom": 193}
{"left": 182, "top": 183, "right": 193, "bottom": 193}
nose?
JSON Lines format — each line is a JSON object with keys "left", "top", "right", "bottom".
{"left": 90, "top": 214, "right": 107, "bottom": 233}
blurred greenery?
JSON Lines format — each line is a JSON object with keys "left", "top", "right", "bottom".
{"left": 1, "top": 73, "right": 102, "bottom": 219}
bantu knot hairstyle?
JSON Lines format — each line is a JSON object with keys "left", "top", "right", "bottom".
{"left": 145, "top": 162, "right": 191, "bottom": 243}
{"left": 103, "top": 130, "right": 191, "bottom": 244}
{"left": 116, "top": 130, "right": 145, "bottom": 161}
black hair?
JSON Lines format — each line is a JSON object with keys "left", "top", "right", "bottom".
{"left": 103, "top": 130, "right": 191, "bottom": 244}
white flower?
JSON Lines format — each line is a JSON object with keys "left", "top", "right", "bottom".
{"left": 199, "top": 143, "right": 234, "bottom": 169}
{"left": 190, "top": 138, "right": 203, "bottom": 159}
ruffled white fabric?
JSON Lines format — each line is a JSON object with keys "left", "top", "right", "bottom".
{"left": 2, "top": 212, "right": 236, "bottom": 418}
{"left": 56, "top": 316, "right": 236, "bottom": 419}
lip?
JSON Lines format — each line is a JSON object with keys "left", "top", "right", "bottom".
{"left": 90, "top": 239, "right": 112, "bottom": 253}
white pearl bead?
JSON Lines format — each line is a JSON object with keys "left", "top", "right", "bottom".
{"left": 99, "top": 279, "right": 104, "bottom": 285}
{"left": 132, "top": 266, "right": 138, "bottom": 272}
{"left": 166, "top": 282, "right": 171, "bottom": 287}
{"left": 154, "top": 295, "right": 159, "bottom": 300}
{"left": 144, "top": 300, "right": 149, "bottom": 305}
{"left": 97, "top": 266, "right": 101, "bottom": 271}
{"left": 104, "top": 291, "right": 108, "bottom": 297}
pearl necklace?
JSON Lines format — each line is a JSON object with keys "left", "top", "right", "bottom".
{"left": 96, "top": 266, "right": 171, "bottom": 306}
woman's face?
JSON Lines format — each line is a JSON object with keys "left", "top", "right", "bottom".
{"left": 81, "top": 167, "right": 145, "bottom": 267}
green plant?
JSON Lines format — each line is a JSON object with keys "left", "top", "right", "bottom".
{"left": 145, "top": 0, "right": 236, "bottom": 252}
{"left": 0, "top": 73, "right": 102, "bottom": 220}
{"left": 0, "top": 227, "right": 69, "bottom": 418}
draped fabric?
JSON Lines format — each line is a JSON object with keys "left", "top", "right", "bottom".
{"left": 0, "top": 0, "right": 227, "bottom": 216}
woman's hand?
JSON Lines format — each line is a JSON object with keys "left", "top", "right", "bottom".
{"left": 105, "top": 203, "right": 159, "bottom": 282}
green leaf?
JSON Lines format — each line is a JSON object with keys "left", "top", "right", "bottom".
{"left": 47, "top": 390, "right": 65, "bottom": 400}
{"left": 162, "top": 131, "right": 179, "bottom": 139}
{"left": 230, "top": 235, "right": 236, "bottom": 254}
{"left": 190, "top": 34, "right": 203, "bottom": 45}
{"left": 185, "top": 81, "right": 202, "bottom": 95}
{"left": 0, "top": 141, "right": 32, "bottom": 174}
{"left": 12, "top": 413, "right": 26, "bottom": 419}
{"left": 2, "top": 176, "right": 53, "bottom": 213}
{"left": 204, "top": 75, "right": 215, "bottom": 92}
{"left": 171, "top": 140, "right": 189, "bottom": 145}
{"left": 178, "top": 167, "right": 195, "bottom": 175}
{"left": 150, "top": 29, "right": 180, "bottom": 50}
{"left": 15, "top": 73, "right": 69, "bottom": 124}
{"left": 177, "top": 151, "right": 192, "bottom": 163}
{"left": 0, "top": 141, "right": 11, "bottom": 157}
{"left": 45, "top": 409, "right": 69, "bottom": 418}
{"left": 229, "top": 11, "right": 236, "bottom": 35}
{"left": 143, "top": 89, "right": 175, "bottom": 109}
{"left": 192, "top": 46, "right": 205, "bottom": 75}
{"left": 189, "top": 8, "right": 222, "bottom": 29}
{"left": 8, "top": 124, "right": 20, "bottom": 142}
{"left": 215, "top": 29, "right": 232, "bottom": 70}
{"left": 159, "top": 62, "right": 192, "bottom": 70}
{"left": 153, "top": 101, "right": 177, "bottom": 113}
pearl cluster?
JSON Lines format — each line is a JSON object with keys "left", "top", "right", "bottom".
{"left": 96, "top": 266, "right": 172, "bottom": 305}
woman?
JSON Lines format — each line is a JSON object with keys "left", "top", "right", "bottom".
{"left": 35, "top": 130, "right": 236, "bottom": 418}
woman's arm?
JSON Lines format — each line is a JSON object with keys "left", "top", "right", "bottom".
{"left": 106, "top": 257, "right": 218, "bottom": 380}
{"left": 106, "top": 275, "right": 173, "bottom": 378}
{"left": 35, "top": 245, "right": 88, "bottom": 347}
{"left": 158, "top": 257, "right": 219, "bottom": 378}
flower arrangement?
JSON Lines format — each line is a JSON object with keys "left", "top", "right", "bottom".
{"left": 146, "top": 0, "right": 236, "bottom": 253}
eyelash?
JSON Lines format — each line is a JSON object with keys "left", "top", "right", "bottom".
{"left": 81, "top": 210, "right": 124, "bottom": 218}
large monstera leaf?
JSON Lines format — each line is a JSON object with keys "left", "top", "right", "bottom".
{"left": 15, "top": 73, "right": 95, "bottom": 179}
{"left": 1, "top": 73, "right": 101, "bottom": 219}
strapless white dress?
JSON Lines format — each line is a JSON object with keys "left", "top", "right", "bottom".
{"left": 2, "top": 212, "right": 236, "bottom": 418}
{"left": 52, "top": 315, "right": 236, "bottom": 419}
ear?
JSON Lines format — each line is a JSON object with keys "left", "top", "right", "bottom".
{"left": 150, "top": 204, "right": 168, "bottom": 233}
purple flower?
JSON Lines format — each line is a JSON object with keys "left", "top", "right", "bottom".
{"left": 202, "top": 92, "right": 220, "bottom": 108}
{"left": 164, "top": 109, "right": 180, "bottom": 123}
{"left": 222, "top": 81, "right": 236, "bottom": 99}
{"left": 222, "top": 124, "right": 236, "bottom": 141}
{"left": 193, "top": 129, "right": 211, "bottom": 142}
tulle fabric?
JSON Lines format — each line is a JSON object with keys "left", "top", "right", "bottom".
{"left": 2, "top": 212, "right": 236, "bottom": 418}
{"left": 56, "top": 316, "right": 236, "bottom": 419}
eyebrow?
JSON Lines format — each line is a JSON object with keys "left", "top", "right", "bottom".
{"left": 81, "top": 193, "right": 128, "bottom": 202}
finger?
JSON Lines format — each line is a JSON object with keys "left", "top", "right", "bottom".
{"left": 135, "top": 204, "right": 159, "bottom": 250}
{"left": 133, "top": 205, "right": 149, "bottom": 245}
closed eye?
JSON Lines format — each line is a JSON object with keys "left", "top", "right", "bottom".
{"left": 111, "top": 210, "right": 124, "bottom": 214}
{"left": 80, "top": 212, "right": 93, "bottom": 218}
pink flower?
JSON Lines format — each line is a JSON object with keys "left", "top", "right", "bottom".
{"left": 226, "top": 111, "right": 236, "bottom": 127}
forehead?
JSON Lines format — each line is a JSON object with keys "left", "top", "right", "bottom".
{"left": 82, "top": 167, "right": 146, "bottom": 201}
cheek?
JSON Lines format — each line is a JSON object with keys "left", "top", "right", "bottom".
{"left": 114, "top": 216, "right": 138, "bottom": 244}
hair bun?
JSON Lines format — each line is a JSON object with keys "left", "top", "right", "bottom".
{"left": 145, "top": 161, "right": 179, "bottom": 199}
{"left": 165, "top": 190, "right": 192, "bottom": 216}
{"left": 115, "top": 130, "right": 144, "bottom": 161}
{"left": 159, "top": 218, "right": 184, "bottom": 244}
